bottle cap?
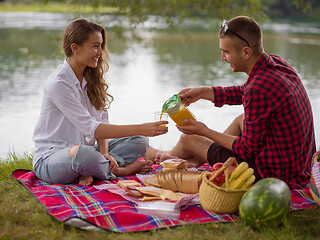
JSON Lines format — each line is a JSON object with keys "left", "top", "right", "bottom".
{"left": 162, "top": 94, "right": 181, "bottom": 114}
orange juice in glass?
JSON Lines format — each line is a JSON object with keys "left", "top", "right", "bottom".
{"left": 154, "top": 111, "right": 168, "bottom": 127}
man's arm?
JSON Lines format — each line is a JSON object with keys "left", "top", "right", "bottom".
{"left": 178, "top": 86, "right": 214, "bottom": 106}
{"left": 176, "top": 120, "right": 237, "bottom": 150}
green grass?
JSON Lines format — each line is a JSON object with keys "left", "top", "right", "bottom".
{"left": 1, "top": 152, "right": 320, "bottom": 239}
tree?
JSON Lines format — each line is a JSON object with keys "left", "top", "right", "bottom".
{"left": 37, "top": 0, "right": 314, "bottom": 30}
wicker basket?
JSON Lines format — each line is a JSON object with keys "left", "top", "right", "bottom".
{"left": 310, "top": 190, "right": 320, "bottom": 206}
{"left": 199, "top": 171, "right": 247, "bottom": 213}
{"left": 310, "top": 152, "right": 320, "bottom": 206}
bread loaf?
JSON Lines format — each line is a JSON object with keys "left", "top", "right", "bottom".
{"left": 144, "top": 171, "right": 205, "bottom": 194}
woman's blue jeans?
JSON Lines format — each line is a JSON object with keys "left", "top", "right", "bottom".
{"left": 33, "top": 135, "right": 149, "bottom": 184}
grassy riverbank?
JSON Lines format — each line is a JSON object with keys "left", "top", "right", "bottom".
{"left": 1, "top": 152, "right": 319, "bottom": 239}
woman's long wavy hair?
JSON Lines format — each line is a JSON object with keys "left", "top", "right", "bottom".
{"left": 62, "top": 18, "right": 113, "bottom": 111}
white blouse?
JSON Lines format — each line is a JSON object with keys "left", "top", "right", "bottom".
{"left": 32, "top": 59, "right": 109, "bottom": 166}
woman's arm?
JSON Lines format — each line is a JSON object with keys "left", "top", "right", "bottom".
{"left": 97, "top": 138, "right": 119, "bottom": 173}
{"left": 94, "top": 121, "right": 168, "bottom": 140}
{"left": 48, "top": 81, "right": 168, "bottom": 141}
{"left": 97, "top": 138, "right": 109, "bottom": 155}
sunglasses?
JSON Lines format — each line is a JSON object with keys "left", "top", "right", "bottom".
{"left": 220, "top": 19, "right": 250, "bottom": 47}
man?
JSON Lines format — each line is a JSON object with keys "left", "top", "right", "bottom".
{"left": 156, "top": 16, "right": 316, "bottom": 189}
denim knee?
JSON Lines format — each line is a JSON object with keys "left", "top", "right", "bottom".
{"left": 131, "top": 135, "right": 149, "bottom": 154}
{"left": 71, "top": 143, "right": 114, "bottom": 180}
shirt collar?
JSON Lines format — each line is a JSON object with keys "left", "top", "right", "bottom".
{"left": 247, "top": 52, "right": 269, "bottom": 84}
{"left": 63, "top": 59, "right": 87, "bottom": 89}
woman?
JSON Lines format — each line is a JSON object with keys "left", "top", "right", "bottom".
{"left": 32, "top": 18, "right": 168, "bottom": 186}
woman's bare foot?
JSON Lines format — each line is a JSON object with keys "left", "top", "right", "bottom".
{"left": 114, "top": 160, "right": 153, "bottom": 177}
{"left": 78, "top": 175, "right": 94, "bottom": 186}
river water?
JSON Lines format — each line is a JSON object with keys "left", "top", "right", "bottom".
{"left": 0, "top": 12, "right": 319, "bottom": 159}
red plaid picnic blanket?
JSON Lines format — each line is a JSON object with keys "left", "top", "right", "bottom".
{"left": 12, "top": 163, "right": 317, "bottom": 232}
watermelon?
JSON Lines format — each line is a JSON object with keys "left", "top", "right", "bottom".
{"left": 239, "top": 178, "right": 291, "bottom": 229}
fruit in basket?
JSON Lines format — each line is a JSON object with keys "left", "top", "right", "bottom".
{"left": 209, "top": 170, "right": 225, "bottom": 186}
{"left": 229, "top": 168, "right": 254, "bottom": 190}
{"left": 229, "top": 164, "right": 237, "bottom": 175}
{"left": 225, "top": 161, "right": 256, "bottom": 190}
{"left": 240, "top": 175, "right": 256, "bottom": 189}
{"left": 229, "top": 162, "right": 249, "bottom": 182}
{"left": 239, "top": 178, "right": 291, "bottom": 229}
{"left": 212, "top": 162, "right": 223, "bottom": 172}
{"left": 209, "top": 162, "right": 237, "bottom": 186}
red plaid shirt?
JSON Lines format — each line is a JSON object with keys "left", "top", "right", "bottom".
{"left": 213, "top": 53, "right": 316, "bottom": 188}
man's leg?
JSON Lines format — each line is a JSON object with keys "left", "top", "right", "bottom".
{"left": 223, "top": 113, "right": 244, "bottom": 135}
{"left": 168, "top": 134, "right": 214, "bottom": 167}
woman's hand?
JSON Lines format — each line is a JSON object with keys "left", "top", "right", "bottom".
{"left": 140, "top": 121, "right": 168, "bottom": 137}
{"left": 178, "top": 86, "right": 214, "bottom": 106}
{"left": 102, "top": 153, "right": 119, "bottom": 173}
{"left": 176, "top": 119, "right": 209, "bottom": 137}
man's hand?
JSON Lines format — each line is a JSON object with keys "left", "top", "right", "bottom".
{"left": 176, "top": 119, "right": 209, "bottom": 137}
{"left": 178, "top": 86, "right": 214, "bottom": 106}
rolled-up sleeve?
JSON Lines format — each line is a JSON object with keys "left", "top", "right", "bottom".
{"left": 213, "top": 86, "right": 243, "bottom": 107}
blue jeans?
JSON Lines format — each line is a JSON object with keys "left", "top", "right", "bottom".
{"left": 33, "top": 136, "right": 149, "bottom": 184}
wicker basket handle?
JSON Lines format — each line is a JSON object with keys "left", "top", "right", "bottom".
{"left": 224, "top": 157, "right": 236, "bottom": 189}
{"left": 223, "top": 157, "right": 237, "bottom": 168}
{"left": 209, "top": 165, "right": 226, "bottom": 181}
{"left": 209, "top": 157, "right": 237, "bottom": 188}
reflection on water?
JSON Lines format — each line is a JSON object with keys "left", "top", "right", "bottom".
{"left": 0, "top": 13, "right": 319, "bottom": 159}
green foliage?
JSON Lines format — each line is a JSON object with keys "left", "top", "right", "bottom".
{"left": 293, "top": 0, "right": 312, "bottom": 13}
{"left": 35, "top": 0, "right": 268, "bottom": 29}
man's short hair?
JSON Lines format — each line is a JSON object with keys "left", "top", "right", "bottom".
{"left": 219, "top": 16, "right": 263, "bottom": 56}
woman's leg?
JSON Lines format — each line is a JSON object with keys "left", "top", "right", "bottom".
{"left": 108, "top": 135, "right": 149, "bottom": 166}
{"left": 108, "top": 136, "right": 153, "bottom": 175}
{"left": 34, "top": 143, "right": 114, "bottom": 185}
{"left": 33, "top": 147, "right": 80, "bottom": 184}
{"left": 70, "top": 143, "right": 114, "bottom": 182}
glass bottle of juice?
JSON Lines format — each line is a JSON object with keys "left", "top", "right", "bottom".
{"left": 162, "top": 94, "right": 196, "bottom": 126}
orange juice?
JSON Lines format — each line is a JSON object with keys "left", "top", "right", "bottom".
{"left": 168, "top": 106, "right": 196, "bottom": 126}
{"left": 159, "top": 112, "right": 165, "bottom": 127}
{"left": 155, "top": 111, "right": 168, "bottom": 127}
